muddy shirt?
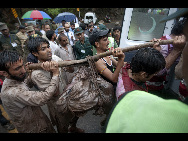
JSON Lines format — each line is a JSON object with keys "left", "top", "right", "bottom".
{"left": 0, "top": 76, "right": 59, "bottom": 133}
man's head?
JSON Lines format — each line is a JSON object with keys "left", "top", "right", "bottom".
{"left": 171, "top": 19, "right": 185, "bottom": 36}
{"left": 89, "top": 28, "right": 110, "bottom": 52}
{"left": 0, "top": 50, "right": 26, "bottom": 82}
{"left": 70, "top": 22, "right": 75, "bottom": 31}
{"left": 62, "top": 20, "right": 66, "bottom": 27}
{"left": 0, "top": 23, "right": 9, "bottom": 37}
{"left": 46, "top": 30, "right": 57, "bottom": 41}
{"left": 58, "top": 34, "right": 69, "bottom": 47}
{"left": 19, "top": 25, "right": 26, "bottom": 34}
{"left": 27, "top": 37, "right": 52, "bottom": 62}
{"left": 130, "top": 47, "right": 166, "bottom": 82}
{"left": 75, "top": 27, "right": 84, "bottom": 41}
{"left": 64, "top": 23, "right": 70, "bottom": 32}
{"left": 44, "top": 24, "right": 51, "bottom": 33}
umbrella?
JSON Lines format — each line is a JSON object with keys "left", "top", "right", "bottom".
{"left": 22, "top": 10, "right": 51, "bottom": 20}
{"left": 53, "top": 12, "right": 77, "bottom": 23}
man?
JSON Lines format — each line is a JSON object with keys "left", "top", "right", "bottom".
{"left": 0, "top": 23, "right": 18, "bottom": 52}
{"left": 74, "top": 27, "right": 93, "bottom": 60}
{"left": 116, "top": 48, "right": 166, "bottom": 100}
{"left": 93, "top": 24, "right": 118, "bottom": 55}
{"left": 55, "top": 34, "right": 76, "bottom": 85}
{"left": 55, "top": 20, "right": 66, "bottom": 35}
{"left": 15, "top": 25, "right": 29, "bottom": 63}
{"left": 147, "top": 20, "right": 186, "bottom": 100}
{"left": 42, "top": 23, "right": 51, "bottom": 41}
{"left": 0, "top": 50, "right": 60, "bottom": 133}
{"left": 28, "top": 37, "right": 83, "bottom": 133}
{"left": 16, "top": 25, "right": 28, "bottom": 48}
{"left": 64, "top": 23, "right": 75, "bottom": 46}
{"left": 69, "top": 22, "right": 75, "bottom": 32}
{"left": 46, "top": 30, "right": 58, "bottom": 55}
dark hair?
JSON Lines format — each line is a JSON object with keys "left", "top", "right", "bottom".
{"left": 131, "top": 48, "right": 166, "bottom": 76}
{"left": 79, "top": 23, "right": 86, "bottom": 30}
{"left": 46, "top": 30, "right": 54, "bottom": 40}
{"left": 58, "top": 33, "right": 67, "bottom": 42}
{"left": 113, "top": 26, "right": 121, "bottom": 32}
{"left": 171, "top": 19, "right": 184, "bottom": 35}
{"left": 27, "top": 36, "right": 49, "bottom": 53}
{"left": 0, "top": 50, "right": 21, "bottom": 72}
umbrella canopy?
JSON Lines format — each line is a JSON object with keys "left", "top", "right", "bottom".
{"left": 22, "top": 10, "right": 51, "bottom": 20}
{"left": 53, "top": 12, "right": 77, "bottom": 23}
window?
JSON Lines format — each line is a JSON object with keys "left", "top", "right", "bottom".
{"left": 127, "top": 8, "right": 170, "bottom": 41}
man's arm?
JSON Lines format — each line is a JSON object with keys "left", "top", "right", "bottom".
{"left": 14, "top": 61, "right": 60, "bottom": 107}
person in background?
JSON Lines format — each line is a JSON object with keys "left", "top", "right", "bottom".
{"left": 0, "top": 23, "right": 18, "bottom": 52}
{"left": 74, "top": 27, "right": 93, "bottom": 60}
{"left": 112, "top": 25, "right": 121, "bottom": 46}
{"left": 46, "top": 30, "right": 58, "bottom": 55}
{"left": 64, "top": 23, "right": 75, "bottom": 46}
{"left": 69, "top": 22, "right": 75, "bottom": 33}
{"left": 51, "top": 21, "right": 58, "bottom": 31}
{"left": 42, "top": 23, "right": 51, "bottom": 41}
{"left": 55, "top": 20, "right": 66, "bottom": 35}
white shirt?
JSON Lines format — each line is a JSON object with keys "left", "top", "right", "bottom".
{"left": 64, "top": 31, "right": 75, "bottom": 46}
{"left": 49, "top": 41, "right": 59, "bottom": 55}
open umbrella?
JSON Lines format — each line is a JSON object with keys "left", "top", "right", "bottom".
{"left": 53, "top": 12, "right": 77, "bottom": 23}
{"left": 22, "top": 10, "right": 51, "bottom": 20}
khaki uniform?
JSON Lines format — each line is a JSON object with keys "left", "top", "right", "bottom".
{"left": 0, "top": 76, "right": 59, "bottom": 133}
{"left": 31, "top": 55, "right": 72, "bottom": 133}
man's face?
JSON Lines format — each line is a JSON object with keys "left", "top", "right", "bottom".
{"left": 7, "top": 59, "right": 26, "bottom": 82}
{"left": 76, "top": 32, "right": 84, "bottom": 41}
{"left": 96, "top": 36, "right": 110, "bottom": 52}
{"left": 64, "top": 24, "right": 70, "bottom": 32}
{"left": 1, "top": 29, "right": 9, "bottom": 36}
{"left": 44, "top": 25, "right": 50, "bottom": 32}
{"left": 71, "top": 24, "right": 75, "bottom": 30}
{"left": 34, "top": 43, "right": 52, "bottom": 62}
{"left": 59, "top": 36, "right": 68, "bottom": 47}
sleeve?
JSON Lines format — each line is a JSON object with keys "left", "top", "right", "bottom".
{"left": 13, "top": 76, "right": 59, "bottom": 107}
{"left": 74, "top": 44, "right": 81, "bottom": 60}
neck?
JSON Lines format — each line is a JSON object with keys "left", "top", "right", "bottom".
{"left": 128, "top": 70, "right": 142, "bottom": 83}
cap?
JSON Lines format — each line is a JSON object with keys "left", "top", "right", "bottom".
{"left": 74, "top": 27, "right": 83, "bottom": 35}
{"left": 89, "top": 28, "right": 109, "bottom": 46}
{"left": 98, "top": 20, "right": 104, "bottom": 25}
{"left": 26, "top": 26, "right": 34, "bottom": 32}
{"left": 160, "top": 8, "right": 188, "bottom": 23}
{"left": 0, "top": 23, "right": 8, "bottom": 31}
{"left": 58, "top": 27, "right": 64, "bottom": 33}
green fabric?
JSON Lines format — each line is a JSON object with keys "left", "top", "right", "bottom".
{"left": 106, "top": 90, "right": 188, "bottom": 133}
{"left": 92, "top": 37, "right": 118, "bottom": 55}
{"left": 22, "top": 10, "right": 32, "bottom": 19}
{"left": 74, "top": 37, "right": 93, "bottom": 60}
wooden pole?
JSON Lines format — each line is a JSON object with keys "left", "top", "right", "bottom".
{"left": 28, "top": 39, "right": 174, "bottom": 70}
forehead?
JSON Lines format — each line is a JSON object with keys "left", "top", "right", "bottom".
{"left": 7, "top": 59, "right": 23, "bottom": 69}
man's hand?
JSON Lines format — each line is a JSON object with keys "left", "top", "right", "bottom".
{"left": 112, "top": 48, "right": 125, "bottom": 61}
{"left": 151, "top": 38, "right": 161, "bottom": 52}
{"left": 173, "top": 35, "right": 186, "bottom": 51}
{"left": 41, "top": 61, "right": 59, "bottom": 76}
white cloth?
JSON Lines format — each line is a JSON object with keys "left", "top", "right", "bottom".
{"left": 64, "top": 31, "right": 75, "bottom": 46}
{"left": 49, "top": 41, "right": 59, "bottom": 55}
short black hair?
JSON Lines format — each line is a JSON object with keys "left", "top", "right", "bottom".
{"left": 131, "top": 48, "right": 166, "bottom": 76}
{"left": 46, "top": 30, "right": 54, "bottom": 40}
{"left": 171, "top": 19, "right": 184, "bottom": 35}
{"left": 27, "top": 36, "right": 49, "bottom": 53}
{"left": 0, "top": 50, "right": 21, "bottom": 72}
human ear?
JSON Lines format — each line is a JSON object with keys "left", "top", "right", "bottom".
{"left": 0, "top": 71, "right": 9, "bottom": 77}
{"left": 95, "top": 42, "right": 99, "bottom": 48}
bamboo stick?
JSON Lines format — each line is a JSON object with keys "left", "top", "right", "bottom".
{"left": 28, "top": 39, "right": 174, "bottom": 70}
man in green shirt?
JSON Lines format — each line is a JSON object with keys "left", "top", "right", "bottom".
{"left": 74, "top": 27, "right": 93, "bottom": 60}
{"left": 0, "top": 23, "right": 19, "bottom": 52}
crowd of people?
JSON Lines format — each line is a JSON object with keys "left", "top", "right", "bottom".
{"left": 0, "top": 8, "right": 188, "bottom": 133}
